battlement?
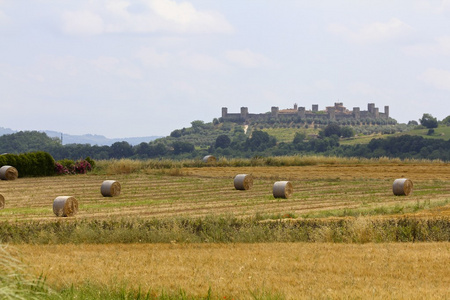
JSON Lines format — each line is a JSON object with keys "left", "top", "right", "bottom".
{"left": 221, "top": 102, "right": 389, "bottom": 122}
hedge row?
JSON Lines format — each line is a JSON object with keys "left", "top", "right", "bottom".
{"left": 0, "top": 152, "right": 55, "bottom": 177}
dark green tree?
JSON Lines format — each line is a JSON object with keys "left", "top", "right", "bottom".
{"left": 246, "top": 130, "right": 276, "bottom": 151}
{"left": 149, "top": 143, "right": 167, "bottom": 157}
{"left": 191, "top": 120, "right": 205, "bottom": 133}
{"left": 135, "top": 142, "right": 151, "bottom": 158}
{"left": 170, "top": 129, "right": 182, "bottom": 138}
{"left": 172, "top": 141, "right": 195, "bottom": 154}
{"left": 110, "top": 141, "right": 133, "bottom": 158}
{"left": 340, "top": 126, "right": 355, "bottom": 138}
{"left": 293, "top": 132, "right": 306, "bottom": 144}
{"left": 322, "top": 123, "right": 341, "bottom": 137}
{"left": 441, "top": 115, "right": 450, "bottom": 126}
{"left": 420, "top": 113, "right": 438, "bottom": 129}
{"left": 215, "top": 135, "right": 231, "bottom": 149}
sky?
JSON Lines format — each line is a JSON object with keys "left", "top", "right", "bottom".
{"left": 1, "top": 0, "right": 450, "bottom": 138}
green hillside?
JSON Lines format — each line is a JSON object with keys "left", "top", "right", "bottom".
{"left": 340, "top": 125, "right": 450, "bottom": 146}
{"left": 155, "top": 119, "right": 415, "bottom": 148}
{"left": 2, "top": 113, "right": 450, "bottom": 161}
{"left": 394, "top": 126, "right": 450, "bottom": 140}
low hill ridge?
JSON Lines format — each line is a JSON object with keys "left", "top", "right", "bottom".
{"left": 0, "top": 127, "right": 161, "bottom": 146}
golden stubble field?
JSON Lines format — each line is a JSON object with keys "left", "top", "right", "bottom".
{"left": 14, "top": 242, "right": 450, "bottom": 299}
{"left": 2, "top": 162, "right": 450, "bottom": 299}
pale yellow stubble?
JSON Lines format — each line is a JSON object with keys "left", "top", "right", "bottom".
{"left": 15, "top": 242, "right": 450, "bottom": 299}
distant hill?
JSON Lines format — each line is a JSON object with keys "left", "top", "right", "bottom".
{"left": 0, "top": 127, "right": 161, "bottom": 146}
{"left": 43, "top": 131, "right": 162, "bottom": 146}
{"left": 0, "top": 127, "right": 15, "bottom": 136}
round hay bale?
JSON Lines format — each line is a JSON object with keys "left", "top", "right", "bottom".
{"left": 202, "top": 155, "right": 216, "bottom": 163}
{"left": 0, "top": 194, "right": 4, "bottom": 209}
{"left": 0, "top": 165, "right": 18, "bottom": 180}
{"left": 53, "top": 196, "right": 78, "bottom": 217}
{"left": 101, "top": 180, "right": 121, "bottom": 197}
{"left": 273, "top": 181, "right": 293, "bottom": 199}
{"left": 234, "top": 174, "right": 253, "bottom": 190}
{"left": 393, "top": 178, "right": 413, "bottom": 196}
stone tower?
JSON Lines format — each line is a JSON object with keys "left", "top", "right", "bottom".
{"left": 353, "top": 107, "right": 360, "bottom": 119}
{"left": 240, "top": 107, "right": 248, "bottom": 120}
{"left": 298, "top": 107, "right": 306, "bottom": 118}
{"left": 271, "top": 106, "right": 279, "bottom": 118}
{"left": 222, "top": 107, "right": 228, "bottom": 119}
{"left": 328, "top": 107, "right": 336, "bottom": 121}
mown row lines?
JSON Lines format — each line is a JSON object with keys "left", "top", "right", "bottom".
{"left": 1, "top": 166, "right": 450, "bottom": 221}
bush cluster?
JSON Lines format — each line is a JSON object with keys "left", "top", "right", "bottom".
{"left": 0, "top": 151, "right": 55, "bottom": 177}
{"left": 55, "top": 158, "right": 92, "bottom": 175}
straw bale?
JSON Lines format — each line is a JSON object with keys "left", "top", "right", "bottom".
{"left": 53, "top": 196, "right": 78, "bottom": 217}
{"left": 234, "top": 174, "right": 253, "bottom": 190}
{"left": 202, "top": 155, "right": 216, "bottom": 163}
{"left": 393, "top": 178, "right": 413, "bottom": 196}
{"left": 0, "top": 165, "right": 18, "bottom": 180}
{"left": 101, "top": 180, "right": 121, "bottom": 197}
{"left": 273, "top": 181, "right": 293, "bottom": 198}
{"left": 0, "top": 194, "right": 4, "bottom": 209}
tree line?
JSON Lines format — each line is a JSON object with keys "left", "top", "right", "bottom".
{"left": 1, "top": 122, "right": 450, "bottom": 162}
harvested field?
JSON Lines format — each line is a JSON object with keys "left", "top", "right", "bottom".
{"left": 2, "top": 161, "right": 450, "bottom": 299}
{"left": 0, "top": 163, "right": 450, "bottom": 221}
{"left": 15, "top": 242, "right": 450, "bottom": 299}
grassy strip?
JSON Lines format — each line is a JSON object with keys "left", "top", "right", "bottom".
{"left": 1, "top": 215, "right": 449, "bottom": 244}
{"left": 93, "top": 156, "right": 446, "bottom": 174}
{"left": 45, "top": 284, "right": 284, "bottom": 300}
{"left": 300, "top": 199, "right": 450, "bottom": 219}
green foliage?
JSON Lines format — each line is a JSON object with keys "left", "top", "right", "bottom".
{"left": 84, "top": 156, "right": 96, "bottom": 169}
{"left": 215, "top": 134, "right": 231, "bottom": 149}
{"left": 441, "top": 115, "right": 450, "bottom": 126}
{"left": 322, "top": 123, "right": 341, "bottom": 137}
{"left": 340, "top": 126, "right": 355, "bottom": 138}
{"left": 246, "top": 130, "right": 276, "bottom": 151}
{"left": 58, "top": 159, "right": 75, "bottom": 169}
{"left": 51, "top": 284, "right": 219, "bottom": 300}
{"left": 170, "top": 129, "right": 182, "bottom": 138}
{"left": 420, "top": 113, "right": 438, "bottom": 129}
{"left": 110, "top": 141, "right": 133, "bottom": 159}
{"left": 172, "top": 141, "right": 195, "bottom": 154}
{"left": 0, "top": 152, "right": 55, "bottom": 177}
{"left": 293, "top": 132, "right": 306, "bottom": 144}
{"left": 0, "top": 131, "right": 60, "bottom": 154}
{"left": 1, "top": 115, "right": 449, "bottom": 161}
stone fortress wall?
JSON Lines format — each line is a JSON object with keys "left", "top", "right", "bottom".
{"left": 221, "top": 103, "right": 389, "bottom": 122}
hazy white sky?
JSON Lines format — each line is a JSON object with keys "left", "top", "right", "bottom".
{"left": 1, "top": 0, "right": 450, "bottom": 138}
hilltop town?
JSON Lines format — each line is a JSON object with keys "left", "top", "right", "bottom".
{"left": 221, "top": 102, "right": 391, "bottom": 123}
